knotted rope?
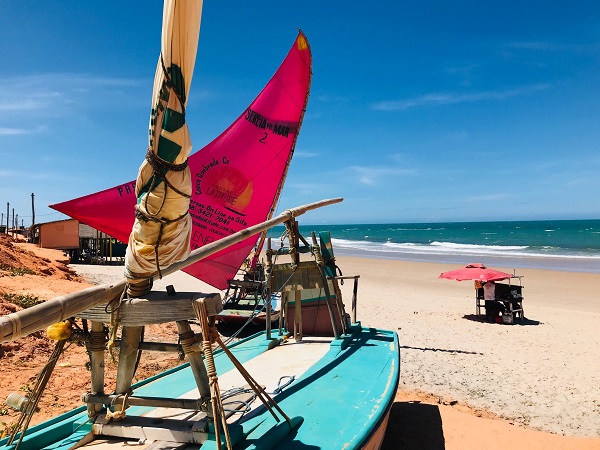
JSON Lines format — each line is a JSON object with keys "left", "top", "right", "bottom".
{"left": 105, "top": 392, "right": 131, "bottom": 423}
{"left": 193, "top": 299, "right": 232, "bottom": 450}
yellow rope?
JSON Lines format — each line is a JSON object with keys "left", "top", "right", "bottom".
{"left": 106, "top": 286, "right": 127, "bottom": 360}
{"left": 194, "top": 300, "right": 232, "bottom": 450}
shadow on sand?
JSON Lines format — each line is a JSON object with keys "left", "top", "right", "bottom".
{"left": 381, "top": 400, "right": 445, "bottom": 450}
{"left": 462, "top": 314, "right": 541, "bottom": 326}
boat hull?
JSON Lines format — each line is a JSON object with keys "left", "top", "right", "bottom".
{"left": 362, "top": 408, "right": 391, "bottom": 450}
{"left": 217, "top": 295, "right": 281, "bottom": 326}
{"left": 0, "top": 325, "right": 400, "bottom": 450}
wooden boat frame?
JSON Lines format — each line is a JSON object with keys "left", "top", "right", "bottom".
{"left": 0, "top": 198, "right": 400, "bottom": 450}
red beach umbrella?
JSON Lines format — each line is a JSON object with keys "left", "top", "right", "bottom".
{"left": 439, "top": 263, "right": 512, "bottom": 282}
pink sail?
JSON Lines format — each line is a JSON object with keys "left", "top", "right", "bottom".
{"left": 51, "top": 31, "right": 312, "bottom": 289}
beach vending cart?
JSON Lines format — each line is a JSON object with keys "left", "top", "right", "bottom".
{"left": 439, "top": 263, "right": 525, "bottom": 324}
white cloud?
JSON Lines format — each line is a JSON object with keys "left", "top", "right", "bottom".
{"left": 0, "top": 96, "right": 62, "bottom": 113}
{"left": 444, "top": 64, "right": 479, "bottom": 75}
{"left": 0, "top": 168, "right": 64, "bottom": 180}
{"left": 349, "top": 166, "right": 418, "bottom": 185}
{"left": 389, "top": 153, "right": 405, "bottom": 164}
{"left": 371, "top": 84, "right": 550, "bottom": 111}
{"left": 566, "top": 177, "right": 593, "bottom": 186}
{"left": 285, "top": 181, "right": 336, "bottom": 198}
{"left": 294, "top": 150, "right": 319, "bottom": 158}
{"left": 507, "top": 41, "right": 600, "bottom": 52}
{"left": 0, "top": 73, "right": 146, "bottom": 116}
{"left": 464, "top": 193, "right": 510, "bottom": 202}
{"left": 508, "top": 41, "right": 565, "bottom": 51}
{"left": 0, "top": 125, "right": 47, "bottom": 136}
{"left": 315, "top": 94, "right": 348, "bottom": 103}
{"left": 0, "top": 127, "right": 29, "bottom": 135}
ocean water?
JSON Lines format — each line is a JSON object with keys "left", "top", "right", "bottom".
{"left": 267, "top": 219, "right": 600, "bottom": 273}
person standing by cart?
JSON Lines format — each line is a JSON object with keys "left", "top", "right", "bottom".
{"left": 484, "top": 281, "right": 500, "bottom": 322}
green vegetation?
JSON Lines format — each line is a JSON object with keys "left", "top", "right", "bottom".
{"left": 3, "top": 293, "right": 44, "bottom": 309}
{"left": 0, "top": 421, "right": 18, "bottom": 440}
{"left": 0, "top": 264, "right": 37, "bottom": 276}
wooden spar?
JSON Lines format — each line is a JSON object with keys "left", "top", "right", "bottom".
{"left": 165, "top": 197, "right": 341, "bottom": 274}
{"left": 0, "top": 197, "right": 343, "bottom": 343}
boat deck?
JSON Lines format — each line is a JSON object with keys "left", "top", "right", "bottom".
{"left": 2, "top": 326, "right": 399, "bottom": 450}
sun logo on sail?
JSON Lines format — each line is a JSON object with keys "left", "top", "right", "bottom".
{"left": 201, "top": 165, "right": 253, "bottom": 215}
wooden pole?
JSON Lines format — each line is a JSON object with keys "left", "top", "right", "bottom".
{"left": 6, "top": 202, "right": 9, "bottom": 234}
{"left": 31, "top": 193, "right": 35, "bottom": 227}
{"left": 176, "top": 320, "right": 210, "bottom": 400}
{"left": 0, "top": 198, "right": 343, "bottom": 343}
{"left": 166, "top": 198, "right": 342, "bottom": 275}
{"left": 115, "top": 326, "right": 143, "bottom": 395}
{"left": 89, "top": 321, "right": 105, "bottom": 416}
{"left": 311, "top": 231, "right": 341, "bottom": 338}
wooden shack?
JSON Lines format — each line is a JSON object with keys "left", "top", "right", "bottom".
{"left": 31, "top": 219, "right": 126, "bottom": 263}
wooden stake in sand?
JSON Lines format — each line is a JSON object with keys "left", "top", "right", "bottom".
{"left": 0, "top": 198, "right": 343, "bottom": 343}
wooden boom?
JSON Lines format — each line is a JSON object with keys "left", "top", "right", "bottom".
{"left": 0, "top": 198, "right": 342, "bottom": 343}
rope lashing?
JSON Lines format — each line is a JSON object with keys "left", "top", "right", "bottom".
{"left": 106, "top": 286, "right": 127, "bottom": 355}
{"left": 133, "top": 150, "right": 191, "bottom": 281}
{"left": 143, "top": 149, "right": 190, "bottom": 196}
{"left": 105, "top": 392, "right": 130, "bottom": 423}
{"left": 8, "top": 327, "right": 70, "bottom": 450}
{"left": 88, "top": 328, "right": 107, "bottom": 353}
{"left": 194, "top": 299, "right": 232, "bottom": 450}
{"left": 124, "top": 277, "right": 153, "bottom": 298}
{"left": 178, "top": 329, "right": 198, "bottom": 355}
{"left": 8, "top": 313, "right": 22, "bottom": 341}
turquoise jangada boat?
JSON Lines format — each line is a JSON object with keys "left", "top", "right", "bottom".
{"left": 0, "top": 211, "right": 400, "bottom": 450}
{"left": 1, "top": 1, "right": 399, "bottom": 447}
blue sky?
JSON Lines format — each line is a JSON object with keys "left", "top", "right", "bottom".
{"left": 1, "top": 1, "right": 599, "bottom": 227}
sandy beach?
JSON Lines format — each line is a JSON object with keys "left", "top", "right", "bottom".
{"left": 337, "top": 257, "right": 600, "bottom": 445}
{"left": 2, "top": 237, "right": 600, "bottom": 448}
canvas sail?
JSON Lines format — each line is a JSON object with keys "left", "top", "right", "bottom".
{"left": 120, "top": 0, "right": 202, "bottom": 294}
{"left": 51, "top": 31, "right": 312, "bottom": 289}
